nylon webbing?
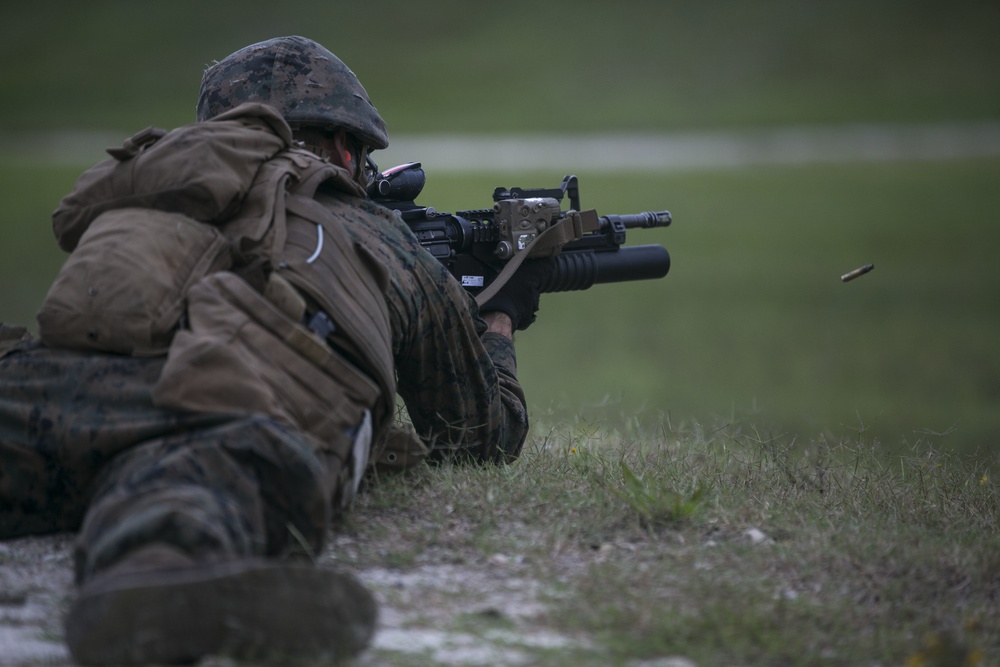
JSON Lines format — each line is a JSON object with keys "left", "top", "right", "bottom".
{"left": 474, "top": 209, "right": 597, "bottom": 307}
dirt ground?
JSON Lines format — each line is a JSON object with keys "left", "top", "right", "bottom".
{"left": 0, "top": 531, "right": 695, "bottom": 667}
{"left": 1, "top": 533, "right": 75, "bottom": 666}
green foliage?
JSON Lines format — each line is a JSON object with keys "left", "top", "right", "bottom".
{"left": 612, "top": 460, "right": 705, "bottom": 528}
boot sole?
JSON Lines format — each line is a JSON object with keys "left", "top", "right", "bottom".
{"left": 65, "top": 559, "right": 377, "bottom": 665}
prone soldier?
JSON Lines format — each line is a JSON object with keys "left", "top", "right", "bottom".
{"left": 0, "top": 35, "right": 552, "bottom": 664}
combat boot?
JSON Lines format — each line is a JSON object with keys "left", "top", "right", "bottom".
{"left": 64, "top": 545, "right": 377, "bottom": 665}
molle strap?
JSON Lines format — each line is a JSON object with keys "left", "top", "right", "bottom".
{"left": 284, "top": 192, "right": 334, "bottom": 226}
{"left": 105, "top": 126, "right": 167, "bottom": 161}
{"left": 108, "top": 127, "right": 168, "bottom": 199}
{"left": 111, "top": 158, "right": 137, "bottom": 199}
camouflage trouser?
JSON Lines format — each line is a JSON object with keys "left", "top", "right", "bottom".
{"left": 0, "top": 341, "right": 334, "bottom": 584}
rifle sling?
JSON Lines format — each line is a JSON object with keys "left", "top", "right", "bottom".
{"left": 474, "top": 209, "right": 597, "bottom": 307}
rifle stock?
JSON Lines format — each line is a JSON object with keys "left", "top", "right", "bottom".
{"left": 367, "top": 162, "right": 672, "bottom": 294}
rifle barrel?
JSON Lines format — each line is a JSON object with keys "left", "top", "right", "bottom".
{"left": 601, "top": 211, "right": 671, "bottom": 230}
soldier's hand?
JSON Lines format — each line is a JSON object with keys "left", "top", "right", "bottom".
{"left": 480, "top": 258, "right": 555, "bottom": 331}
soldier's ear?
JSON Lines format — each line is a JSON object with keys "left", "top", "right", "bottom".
{"left": 326, "top": 130, "right": 354, "bottom": 172}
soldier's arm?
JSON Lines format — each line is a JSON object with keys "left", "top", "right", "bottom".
{"left": 481, "top": 312, "right": 514, "bottom": 340}
{"left": 393, "top": 265, "right": 529, "bottom": 463}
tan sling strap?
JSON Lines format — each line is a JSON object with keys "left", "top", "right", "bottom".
{"left": 473, "top": 208, "right": 600, "bottom": 307}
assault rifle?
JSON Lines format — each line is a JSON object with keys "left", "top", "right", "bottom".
{"left": 367, "top": 162, "right": 672, "bottom": 298}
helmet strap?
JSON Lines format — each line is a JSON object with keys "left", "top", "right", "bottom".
{"left": 354, "top": 144, "right": 374, "bottom": 192}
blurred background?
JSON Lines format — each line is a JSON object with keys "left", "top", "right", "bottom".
{"left": 2, "top": 0, "right": 999, "bottom": 458}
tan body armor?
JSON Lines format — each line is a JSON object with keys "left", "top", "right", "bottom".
{"left": 37, "top": 103, "right": 397, "bottom": 500}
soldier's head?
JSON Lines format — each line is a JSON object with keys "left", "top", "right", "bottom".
{"left": 196, "top": 36, "right": 387, "bottom": 187}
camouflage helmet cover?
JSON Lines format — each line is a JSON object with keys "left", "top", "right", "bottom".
{"left": 196, "top": 36, "right": 389, "bottom": 149}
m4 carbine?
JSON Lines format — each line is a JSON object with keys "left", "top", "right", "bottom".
{"left": 367, "top": 162, "right": 672, "bottom": 297}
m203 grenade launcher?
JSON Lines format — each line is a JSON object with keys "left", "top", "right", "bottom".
{"left": 368, "top": 162, "right": 672, "bottom": 296}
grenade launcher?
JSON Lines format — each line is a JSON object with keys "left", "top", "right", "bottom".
{"left": 367, "top": 162, "right": 672, "bottom": 297}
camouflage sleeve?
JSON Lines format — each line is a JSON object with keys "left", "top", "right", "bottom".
{"left": 344, "top": 200, "right": 529, "bottom": 462}
{"left": 477, "top": 329, "right": 529, "bottom": 458}
{"left": 391, "top": 256, "right": 529, "bottom": 463}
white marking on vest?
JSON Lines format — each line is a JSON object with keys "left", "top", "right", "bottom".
{"left": 306, "top": 224, "right": 324, "bottom": 264}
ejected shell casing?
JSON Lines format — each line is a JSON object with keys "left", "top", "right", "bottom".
{"left": 841, "top": 264, "right": 874, "bottom": 282}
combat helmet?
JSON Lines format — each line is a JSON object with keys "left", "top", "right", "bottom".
{"left": 196, "top": 36, "right": 389, "bottom": 150}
